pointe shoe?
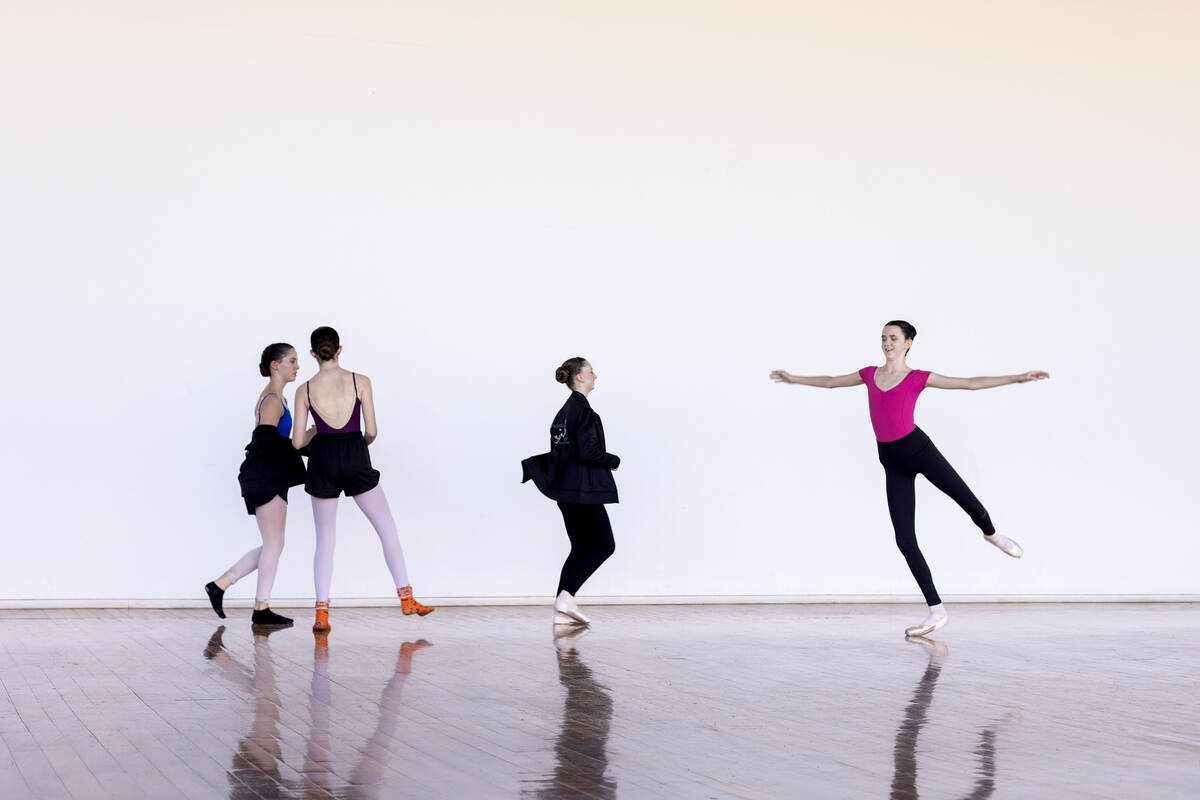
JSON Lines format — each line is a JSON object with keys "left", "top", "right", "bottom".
{"left": 313, "top": 602, "right": 331, "bottom": 633}
{"left": 904, "top": 635, "right": 949, "bottom": 666}
{"left": 205, "top": 582, "right": 226, "bottom": 619}
{"left": 553, "top": 625, "right": 590, "bottom": 652}
{"left": 985, "top": 533, "right": 1024, "bottom": 558}
{"left": 904, "top": 611, "right": 949, "bottom": 638}
{"left": 553, "top": 612, "right": 585, "bottom": 626}
{"left": 398, "top": 586, "right": 434, "bottom": 616}
{"left": 553, "top": 590, "right": 590, "bottom": 625}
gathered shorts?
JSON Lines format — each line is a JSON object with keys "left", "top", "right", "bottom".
{"left": 304, "top": 432, "right": 381, "bottom": 498}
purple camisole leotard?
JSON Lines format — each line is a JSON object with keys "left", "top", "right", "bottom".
{"left": 859, "top": 366, "right": 931, "bottom": 442}
{"left": 307, "top": 373, "right": 362, "bottom": 434}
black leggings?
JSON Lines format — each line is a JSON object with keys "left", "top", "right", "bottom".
{"left": 878, "top": 428, "right": 995, "bottom": 607}
{"left": 556, "top": 502, "right": 616, "bottom": 596}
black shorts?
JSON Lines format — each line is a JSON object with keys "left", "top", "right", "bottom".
{"left": 305, "top": 432, "right": 381, "bottom": 498}
{"left": 243, "top": 488, "right": 288, "bottom": 515}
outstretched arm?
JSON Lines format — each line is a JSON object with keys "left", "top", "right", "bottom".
{"left": 927, "top": 371, "right": 1049, "bottom": 390}
{"left": 769, "top": 370, "right": 864, "bottom": 388}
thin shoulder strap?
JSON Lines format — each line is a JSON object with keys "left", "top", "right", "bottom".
{"left": 306, "top": 381, "right": 311, "bottom": 404}
{"left": 352, "top": 372, "right": 358, "bottom": 399}
{"left": 256, "top": 393, "right": 275, "bottom": 423}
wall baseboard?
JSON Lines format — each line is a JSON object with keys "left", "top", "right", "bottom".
{"left": 0, "top": 594, "right": 1196, "bottom": 609}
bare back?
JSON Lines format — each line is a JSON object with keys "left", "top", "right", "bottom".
{"left": 305, "top": 368, "right": 360, "bottom": 429}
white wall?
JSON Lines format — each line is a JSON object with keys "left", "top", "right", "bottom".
{"left": 4, "top": 1, "right": 1197, "bottom": 602}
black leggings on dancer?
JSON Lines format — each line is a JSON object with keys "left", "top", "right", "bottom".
{"left": 878, "top": 427, "right": 995, "bottom": 607}
{"left": 556, "top": 502, "right": 615, "bottom": 596}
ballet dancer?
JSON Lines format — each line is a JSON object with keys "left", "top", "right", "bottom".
{"left": 205, "top": 343, "right": 312, "bottom": 627}
{"left": 522, "top": 357, "right": 620, "bottom": 627}
{"left": 291, "top": 326, "right": 433, "bottom": 632}
{"left": 770, "top": 320, "right": 1048, "bottom": 637}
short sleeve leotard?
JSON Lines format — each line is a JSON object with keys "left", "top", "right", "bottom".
{"left": 859, "top": 366, "right": 931, "bottom": 443}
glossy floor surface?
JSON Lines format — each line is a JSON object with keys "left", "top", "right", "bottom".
{"left": 1, "top": 604, "right": 1196, "bottom": 799}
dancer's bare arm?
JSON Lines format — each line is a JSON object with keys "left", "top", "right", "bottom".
{"left": 927, "top": 371, "right": 1050, "bottom": 390}
{"left": 257, "top": 394, "right": 284, "bottom": 427}
{"left": 359, "top": 374, "right": 378, "bottom": 445}
{"left": 291, "top": 388, "right": 310, "bottom": 450}
{"left": 769, "top": 370, "right": 864, "bottom": 388}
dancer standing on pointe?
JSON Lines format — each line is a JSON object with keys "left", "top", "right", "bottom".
{"left": 205, "top": 343, "right": 313, "bottom": 627}
{"left": 770, "top": 320, "right": 1048, "bottom": 637}
{"left": 523, "top": 357, "right": 620, "bottom": 627}
{"left": 291, "top": 326, "right": 433, "bottom": 633}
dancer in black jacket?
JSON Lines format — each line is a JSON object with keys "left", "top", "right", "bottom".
{"left": 205, "top": 343, "right": 313, "bottom": 627}
{"left": 523, "top": 357, "right": 620, "bottom": 626}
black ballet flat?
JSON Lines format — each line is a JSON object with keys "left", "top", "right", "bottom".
{"left": 251, "top": 608, "right": 294, "bottom": 627}
{"left": 204, "top": 626, "right": 226, "bottom": 659}
{"left": 205, "top": 582, "right": 226, "bottom": 619}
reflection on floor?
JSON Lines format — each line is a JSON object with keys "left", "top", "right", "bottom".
{"left": 0, "top": 603, "right": 1196, "bottom": 798}
{"left": 892, "top": 638, "right": 1004, "bottom": 800}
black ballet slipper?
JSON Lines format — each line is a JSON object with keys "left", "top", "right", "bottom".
{"left": 251, "top": 608, "right": 294, "bottom": 627}
{"left": 205, "top": 582, "right": 226, "bottom": 619}
{"left": 204, "top": 626, "right": 226, "bottom": 659}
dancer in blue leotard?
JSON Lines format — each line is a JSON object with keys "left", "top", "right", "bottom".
{"left": 205, "top": 343, "right": 313, "bottom": 627}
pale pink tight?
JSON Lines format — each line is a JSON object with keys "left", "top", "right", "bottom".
{"left": 221, "top": 495, "right": 287, "bottom": 605}
{"left": 311, "top": 485, "right": 410, "bottom": 603}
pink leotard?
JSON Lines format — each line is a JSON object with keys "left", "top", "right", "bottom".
{"left": 859, "top": 366, "right": 931, "bottom": 442}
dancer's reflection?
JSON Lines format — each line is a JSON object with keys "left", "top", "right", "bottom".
{"left": 203, "top": 626, "right": 291, "bottom": 800}
{"left": 345, "top": 640, "right": 432, "bottom": 795}
{"left": 203, "top": 626, "right": 431, "bottom": 799}
{"left": 300, "top": 633, "right": 433, "bottom": 799}
{"left": 891, "top": 639, "right": 999, "bottom": 800}
{"left": 524, "top": 627, "right": 617, "bottom": 799}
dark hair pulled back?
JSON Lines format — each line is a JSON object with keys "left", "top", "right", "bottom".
{"left": 258, "top": 343, "right": 294, "bottom": 377}
{"left": 555, "top": 356, "right": 587, "bottom": 388}
{"left": 310, "top": 326, "right": 340, "bottom": 362}
{"left": 884, "top": 319, "right": 917, "bottom": 353}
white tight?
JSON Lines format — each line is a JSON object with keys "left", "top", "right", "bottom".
{"left": 221, "top": 495, "right": 287, "bottom": 605}
{"left": 311, "top": 485, "right": 410, "bottom": 602}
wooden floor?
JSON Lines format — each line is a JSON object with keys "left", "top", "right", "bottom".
{"left": 0, "top": 604, "right": 1196, "bottom": 799}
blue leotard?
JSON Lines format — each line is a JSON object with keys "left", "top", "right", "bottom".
{"left": 256, "top": 394, "right": 292, "bottom": 438}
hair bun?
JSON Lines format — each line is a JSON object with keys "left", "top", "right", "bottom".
{"left": 310, "top": 326, "right": 341, "bottom": 362}
{"left": 554, "top": 357, "right": 587, "bottom": 388}
{"left": 259, "top": 342, "right": 293, "bottom": 377}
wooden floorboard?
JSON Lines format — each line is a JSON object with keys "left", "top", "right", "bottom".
{"left": 0, "top": 604, "right": 1196, "bottom": 798}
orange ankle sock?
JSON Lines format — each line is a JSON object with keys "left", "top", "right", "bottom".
{"left": 313, "top": 601, "right": 331, "bottom": 632}
{"left": 397, "top": 586, "right": 434, "bottom": 616}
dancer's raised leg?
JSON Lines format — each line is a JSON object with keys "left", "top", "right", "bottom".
{"left": 352, "top": 486, "right": 433, "bottom": 616}
{"left": 554, "top": 502, "right": 615, "bottom": 625}
{"left": 919, "top": 443, "right": 1023, "bottom": 558}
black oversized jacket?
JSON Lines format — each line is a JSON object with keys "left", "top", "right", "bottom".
{"left": 522, "top": 391, "right": 620, "bottom": 504}
{"left": 237, "top": 425, "right": 307, "bottom": 498}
